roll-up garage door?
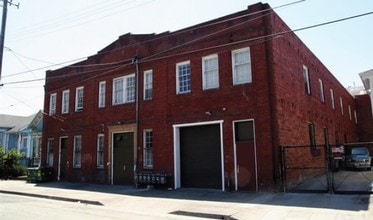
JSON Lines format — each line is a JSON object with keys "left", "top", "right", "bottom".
{"left": 180, "top": 124, "right": 221, "bottom": 189}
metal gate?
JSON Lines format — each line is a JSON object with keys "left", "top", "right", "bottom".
{"left": 281, "top": 143, "right": 373, "bottom": 194}
{"left": 281, "top": 145, "right": 331, "bottom": 193}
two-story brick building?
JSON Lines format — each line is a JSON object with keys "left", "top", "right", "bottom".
{"left": 41, "top": 3, "right": 371, "bottom": 191}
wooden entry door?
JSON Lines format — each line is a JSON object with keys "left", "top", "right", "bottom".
{"left": 234, "top": 121, "right": 256, "bottom": 191}
{"left": 59, "top": 137, "right": 68, "bottom": 181}
{"left": 113, "top": 132, "right": 134, "bottom": 185}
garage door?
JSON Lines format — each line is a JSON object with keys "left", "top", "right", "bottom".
{"left": 180, "top": 124, "right": 222, "bottom": 189}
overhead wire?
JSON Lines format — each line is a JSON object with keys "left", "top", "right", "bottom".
{"left": 7, "top": 0, "right": 156, "bottom": 42}
{"left": 2, "top": 0, "right": 304, "bottom": 79}
{"left": 31, "top": 9, "right": 373, "bottom": 89}
{"left": 2, "top": 9, "right": 373, "bottom": 88}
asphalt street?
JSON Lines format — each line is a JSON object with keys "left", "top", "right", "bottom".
{"left": 1, "top": 180, "right": 373, "bottom": 219}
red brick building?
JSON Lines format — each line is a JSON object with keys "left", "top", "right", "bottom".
{"left": 41, "top": 3, "right": 372, "bottom": 191}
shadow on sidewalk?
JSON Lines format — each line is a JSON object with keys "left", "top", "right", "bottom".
{"left": 34, "top": 181, "right": 371, "bottom": 212}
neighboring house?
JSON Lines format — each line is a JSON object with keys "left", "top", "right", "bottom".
{"left": 357, "top": 69, "right": 373, "bottom": 141}
{"left": 0, "top": 111, "right": 43, "bottom": 167}
{"left": 41, "top": 3, "right": 372, "bottom": 191}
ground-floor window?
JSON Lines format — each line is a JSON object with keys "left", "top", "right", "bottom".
{"left": 73, "top": 136, "right": 82, "bottom": 168}
{"left": 97, "top": 134, "right": 104, "bottom": 168}
{"left": 143, "top": 130, "right": 153, "bottom": 169}
{"left": 46, "top": 138, "right": 54, "bottom": 167}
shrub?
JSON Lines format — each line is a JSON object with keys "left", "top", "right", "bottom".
{"left": 0, "top": 147, "right": 25, "bottom": 179}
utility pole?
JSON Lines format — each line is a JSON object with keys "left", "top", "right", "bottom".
{"left": 0, "top": 0, "right": 19, "bottom": 82}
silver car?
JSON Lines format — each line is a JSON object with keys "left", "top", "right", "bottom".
{"left": 344, "top": 147, "right": 372, "bottom": 170}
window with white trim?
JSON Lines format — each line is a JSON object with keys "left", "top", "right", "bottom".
{"left": 144, "top": 70, "right": 153, "bottom": 100}
{"left": 62, "top": 90, "right": 70, "bottom": 114}
{"left": 113, "top": 74, "right": 135, "bottom": 105}
{"left": 340, "top": 97, "right": 344, "bottom": 115}
{"left": 354, "top": 110, "right": 358, "bottom": 124}
{"left": 176, "top": 61, "right": 191, "bottom": 94}
{"left": 319, "top": 79, "right": 324, "bottom": 103}
{"left": 46, "top": 138, "right": 54, "bottom": 167}
{"left": 98, "top": 81, "right": 106, "bottom": 108}
{"left": 73, "top": 136, "right": 82, "bottom": 168}
{"left": 303, "top": 65, "right": 311, "bottom": 95}
{"left": 348, "top": 105, "right": 352, "bottom": 120}
{"left": 97, "top": 134, "right": 104, "bottom": 168}
{"left": 75, "top": 87, "right": 84, "bottom": 112}
{"left": 49, "top": 93, "right": 57, "bottom": 116}
{"left": 330, "top": 89, "right": 335, "bottom": 110}
{"left": 202, "top": 54, "right": 219, "bottom": 90}
{"left": 232, "top": 47, "right": 252, "bottom": 85}
{"left": 143, "top": 130, "right": 153, "bottom": 169}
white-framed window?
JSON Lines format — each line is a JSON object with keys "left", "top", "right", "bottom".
{"left": 348, "top": 105, "right": 352, "bottom": 120}
{"left": 75, "top": 87, "right": 84, "bottom": 112}
{"left": 340, "top": 97, "right": 344, "bottom": 115}
{"left": 303, "top": 65, "right": 311, "bottom": 95}
{"left": 73, "top": 136, "right": 82, "bottom": 168}
{"left": 330, "top": 89, "right": 335, "bottom": 110}
{"left": 319, "top": 79, "right": 324, "bottom": 103}
{"left": 46, "top": 138, "right": 54, "bottom": 167}
{"left": 32, "top": 136, "right": 41, "bottom": 167}
{"left": 97, "top": 134, "right": 104, "bottom": 168}
{"left": 354, "top": 110, "right": 358, "bottom": 124}
{"left": 176, "top": 61, "right": 191, "bottom": 94}
{"left": 49, "top": 93, "right": 57, "bottom": 116}
{"left": 113, "top": 74, "right": 135, "bottom": 105}
{"left": 143, "top": 130, "right": 153, "bottom": 169}
{"left": 62, "top": 90, "right": 70, "bottom": 114}
{"left": 144, "top": 70, "right": 153, "bottom": 100}
{"left": 232, "top": 47, "right": 252, "bottom": 85}
{"left": 98, "top": 81, "right": 106, "bottom": 108}
{"left": 202, "top": 54, "right": 219, "bottom": 90}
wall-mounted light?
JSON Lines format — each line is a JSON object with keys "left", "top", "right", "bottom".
{"left": 205, "top": 111, "right": 212, "bottom": 115}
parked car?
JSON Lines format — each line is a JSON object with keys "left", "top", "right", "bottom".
{"left": 344, "top": 147, "right": 372, "bottom": 170}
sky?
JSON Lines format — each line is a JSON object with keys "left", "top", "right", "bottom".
{"left": 0, "top": 0, "right": 372, "bottom": 116}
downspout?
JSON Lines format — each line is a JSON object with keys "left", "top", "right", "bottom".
{"left": 134, "top": 55, "right": 140, "bottom": 184}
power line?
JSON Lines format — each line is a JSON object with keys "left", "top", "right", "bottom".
{"left": 2, "top": 1, "right": 299, "bottom": 79}
{"left": 2, "top": 9, "right": 372, "bottom": 87}
{"left": 7, "top": 0, "right": 155, "bottom": 42}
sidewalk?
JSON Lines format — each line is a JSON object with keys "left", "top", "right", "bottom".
{"left": 1, "top": 180, "right": 373, "bottom": 219}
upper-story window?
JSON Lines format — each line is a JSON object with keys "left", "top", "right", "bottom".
{"left": 49, "top": 93, "right": 57, "bottom": 116}
{"left": 330, "top": 89, "right": 335, "bottom": 110}
{"left": 318, "top": 79, "right": 325, "bottom": 103}
{"left": 62, "top": 90, "right": 70, "bottom": 114}
{"left": 202, "top": 54, "right": 219, "bottom": 90}
{"left": 232, "top": 47, "right": 252, "bottom": 85}
{"left": 340, "top": 97, "right": 344, "bottom": 115}
{"left": 98, "top": 81, "right": 106, "bottom": 108}
{"left": 303, "top": 65, "right": 311, "bottom": 95}
{"left": 176, "top": 61, "right": 191, "bottom": 94}
{"left": 113, "top": 74, "right": 135, "bottom": 105}
{"left": 144, "top": 70, "right": 153, "bottom": 100}
{"left": 75, "top": 86, "right": 84, "bottom": 112}
{"left": 348, "top": 105, "right": 352, "bottom": 120}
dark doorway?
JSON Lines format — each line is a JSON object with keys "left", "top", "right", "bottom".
{"left": 180, "top": 124, "right": 222, "bottom": 189}
{"left": 59, "top": 137, "right": 68, "bottom": 181}
{"left": 113, "top": 132, "right": 134, "bottom": 185}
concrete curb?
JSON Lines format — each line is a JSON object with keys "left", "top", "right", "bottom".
{"left": 0, "top": 190, "right": 104, "bottom": 206}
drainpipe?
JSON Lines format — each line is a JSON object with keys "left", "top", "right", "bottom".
{"left": 134, "top": 55, "right": 140, "bottom": 183}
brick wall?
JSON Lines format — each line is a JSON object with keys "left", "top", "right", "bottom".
{"left": 41, "top": 3, "right": 365, "bottom": 191}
